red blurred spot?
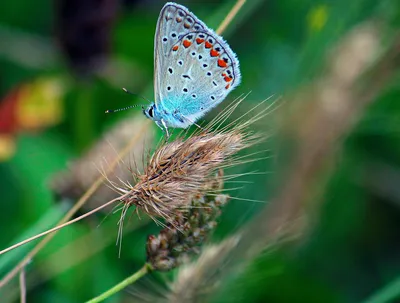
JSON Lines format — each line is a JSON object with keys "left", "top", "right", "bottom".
{"left": 0, "top": 88, "right": 21, "bottom": 134}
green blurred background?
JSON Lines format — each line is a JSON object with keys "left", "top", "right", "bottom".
{"left": 0, "top": 0, "right": 400, "bottom": 302}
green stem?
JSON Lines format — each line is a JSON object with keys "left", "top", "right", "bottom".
{"left": 86, "top": 263, "right": 153, "bottom": 303}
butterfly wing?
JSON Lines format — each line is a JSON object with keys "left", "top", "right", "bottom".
{"left": 154, "top": 3, "right": 206, "bottom": 106}
{"left": 154, "top": 3, "right": 241, "bottom": 122}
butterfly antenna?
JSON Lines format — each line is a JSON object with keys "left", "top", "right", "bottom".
{"left": 122, "top": 88, "right": 151, "bottom": 103}
{"left": 105, "top": 104, "right": 143, "bottom": 114}
{"left": 105, "top": 88, "right": 151, "bottom": 113}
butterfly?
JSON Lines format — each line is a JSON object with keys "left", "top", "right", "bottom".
{"left": 108, "top": 2, "right": 241, "bottom": 137}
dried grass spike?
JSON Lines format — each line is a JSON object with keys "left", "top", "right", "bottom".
{"left": 119, "top": 129, "right": 248, "bottom": 222}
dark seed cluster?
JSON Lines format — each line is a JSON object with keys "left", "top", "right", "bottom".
{"left": 146, "top": 171, "right": 229, "bottom": 271}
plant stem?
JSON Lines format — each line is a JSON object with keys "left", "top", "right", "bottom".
{"left": 215, "top": 0, "right": 246, "bottom": 35}
{"left": 86, "top": 263, "right": 153, "bottom": 303}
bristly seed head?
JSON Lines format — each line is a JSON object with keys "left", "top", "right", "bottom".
{"left": 117, "top": 129, "right": 250, "bottom": 222}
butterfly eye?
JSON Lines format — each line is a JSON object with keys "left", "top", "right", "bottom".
{"left": 148, "top": 106, "right": 154, "bottom": 118}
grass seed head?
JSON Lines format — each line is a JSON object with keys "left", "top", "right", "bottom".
{"left": 118, "top": 129, "right": 250, "bottom": 222}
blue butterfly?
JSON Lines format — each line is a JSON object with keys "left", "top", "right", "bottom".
{"left": 108, "top": 3, "right": 241, "bottom": 137}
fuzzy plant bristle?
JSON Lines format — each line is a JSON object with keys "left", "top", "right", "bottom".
{"left": 146, "top": 170, "right": 229, "bottom": 271}
{"left": 111, "top": 127, "right": 255, "bottom": 224}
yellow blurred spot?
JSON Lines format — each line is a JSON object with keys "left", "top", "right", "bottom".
{"left": 307, "top": 5, "right": 328, "bottom": 33}
{"left": 0, "top": 135, "right": 16, "bottom": 161}
{"left": 17, "top": 77, "right": 65, "bottom": 130}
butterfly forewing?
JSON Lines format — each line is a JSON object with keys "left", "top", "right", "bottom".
{"left": 154, "top": 2, "right": 241, "bottom": 123}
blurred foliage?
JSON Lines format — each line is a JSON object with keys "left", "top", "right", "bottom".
{"left": 0, "top": 0, "right": 399, "bottom": 302}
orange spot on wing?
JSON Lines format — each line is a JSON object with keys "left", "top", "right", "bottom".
{"left": 184, "top": 23, "right": 190, "bottom": 29}
{"left": 196, "top": 38, "right": 204, "bottom": 44}
{"left": 224, "top": 76, "right": 232, "bottom": 82}
{"left": 218, "top": 59, "right": 227, "bottom": 68}
{"left": 205, "top": 41, "right": 212, "bottom": 49}
{"left": 225, "top": 84, "right": 230, "bottom": 89}
{"left": 172, "top": 45, "right": 179, "bottom": 51}
{"left": 176, "top": 17, "right": 182, "bottom": 22}
{"left": 210, "top": 49, "right": 219, "bottom": 57}
{"left": 183, "top": 40, "right": 192, "bottom": 48}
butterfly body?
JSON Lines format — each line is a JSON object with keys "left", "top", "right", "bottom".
{"left": 144, "top": 101, "right": 192, "bottom": 129}
{"left": 146, "top": 2, "right": 241, "bottom": 135}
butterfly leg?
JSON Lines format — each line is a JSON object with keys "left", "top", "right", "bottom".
{"left": 155, "top": 120, "right": 170, "bottom": 139}
{"left": 161, "top": 119, "right": 170, "bottom": 139}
